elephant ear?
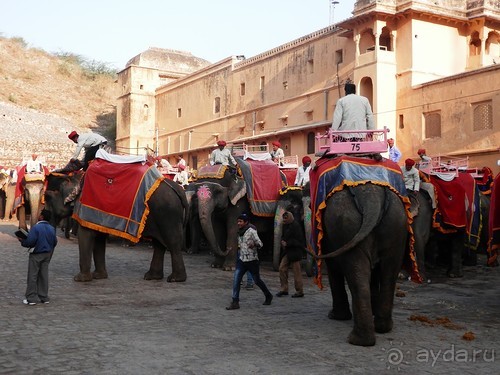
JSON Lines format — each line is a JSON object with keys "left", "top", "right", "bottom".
{"left": 228, "top": 178, "right": 246, "bottom": 206}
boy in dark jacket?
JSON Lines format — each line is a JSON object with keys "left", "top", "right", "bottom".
{"left": 18, "top": 209, "right": 57, "bottom": 305}
{"left": 276, "top": 211, "right": 305, "bottom": 298}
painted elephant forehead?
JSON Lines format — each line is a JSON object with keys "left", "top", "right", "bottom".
{"left": 197, "top": 184, "right": 212, "bottom": 199}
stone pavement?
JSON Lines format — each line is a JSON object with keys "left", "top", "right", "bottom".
{"left": 0, "top": 221, "right": 498, "bottom": 375}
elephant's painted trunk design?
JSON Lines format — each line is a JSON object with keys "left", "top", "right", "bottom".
{"left": 197, "top": 185, "right": 229, "bottom": 257}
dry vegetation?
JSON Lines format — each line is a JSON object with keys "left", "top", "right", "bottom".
{"left": 0, "top": 36, "right": 119, "bottom": 167}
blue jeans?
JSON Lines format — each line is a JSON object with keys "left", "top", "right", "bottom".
{"left": 231, "top": 259, "right": 271, "bottom": 301}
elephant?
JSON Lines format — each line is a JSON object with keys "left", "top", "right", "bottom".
{"left": 187, "top": 164, "right": 277, "bottom": 270}
{"left": 315, "top": 183, "right": 410, "bottom": 346}
{"left": 272, "top": 184, "right": 313, "bottom": 276}
{"left": 411, "top": 177, "right": 489, "bottom": 279}
{"left": 16, "top": 175, "right": 46, "bottom": 230}
{"left": 44, "top": 173, "right": 189, "bottom": 283}
{"left": 3, "top": 177, "right": 17, "bottom": 221}
{"left": 406, "top": 191, "right": 434, "bottom": 282}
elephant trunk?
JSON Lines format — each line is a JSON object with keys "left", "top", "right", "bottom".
{"left": 198, "top": 197, "right": 229, "bottom": 258}
{"left": 315, "top": 189, "right": 385, "bottom": 260}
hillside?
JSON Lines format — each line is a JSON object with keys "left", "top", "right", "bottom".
{"left": 0, "top": 36, "right": 119, "bottom": 168}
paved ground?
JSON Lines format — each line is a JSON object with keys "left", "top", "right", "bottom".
{"left": 0, "top": 221, "right": 498, "bottom": 375}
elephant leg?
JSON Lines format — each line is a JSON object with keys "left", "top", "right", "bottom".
{"left": 92, "top": 234, "right": 108, "bottom": 279}
{"left": 448, "top": 232, "right": 464, "bottom": 278}
{"left": 343, "top": 252, "right": 376, "bottom": 346}
{"left": 325, "top": 258, "right": 352, "bottom": 320}
{"left": 187, "top": 213, "right": 202, "bottom": 254}
{"left": 18, "top": 206, "right": 28, "bottom": 230}
{"left": 371, "top": 264, "right": 397, "bottom": 334}
{"left": 74, "top": 226, "right": 95, "bottom": 282}
{"left": 144, "top": 239, "right": 165, "bottom": 280}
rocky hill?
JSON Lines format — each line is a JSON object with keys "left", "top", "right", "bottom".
{"left": 0, "top": 36, "right": 118, "bottom": 168}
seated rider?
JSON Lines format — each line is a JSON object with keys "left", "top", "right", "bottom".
{"left": 24, "top": 154, "right": 43, "bottom": 174}
{"left": 331, "top": 82, "right": 375, "bottom": 142}
{"left": 401, "top": 158, "right": 420, "bottom": 194}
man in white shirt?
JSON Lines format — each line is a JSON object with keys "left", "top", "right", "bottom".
{"left": 294, "top": 156, "right": 312, "bottom": 187}
{"left": 173, "top": 164, "right": 189, "bottom": 188}
{"left": 210, "top": 140, "right": 237, "bottom": 167}
{"left": 68, "top": 130, "right": 107, "bottom": 170}
{"left": 401, "top": 158, "right": 420, "bottom": 193}
{"left": 270, "top": 141, "right": 285, "bottom": 166}
{"left": 332, "top": 82, "right": 375, "bottom": 140}
{"left": 25, "top": 154, "right": 43, "bottom": 173}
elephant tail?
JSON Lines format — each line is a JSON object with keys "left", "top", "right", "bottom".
{"left": 315, "top": 187, "right": 387, "bottom": 260}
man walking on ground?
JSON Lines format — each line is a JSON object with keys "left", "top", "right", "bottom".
{"left": 18, "top": 209, "right": 57, "bottom": 305}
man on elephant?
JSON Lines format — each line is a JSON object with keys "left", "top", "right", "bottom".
{"left": 401, "top": 158, "right": 420, "bottom": 194}
{"left": 210, "top": 140, "right": 236, "bottom": 167}
{"left": 294, "top": 156, "right": 312, "bottom": 187}
{"left": 226, "top": 213, "right": 273, "bottom": 310}
{"left": 25, "top": 153, "right": 43, "bottom": 174}
{"left": 276, "top": 211, "right": 305, "bottom": 298}
{"left": 68, "top": 130, "right": 108, "bottom": 171}
{"left": 331, "top": 82, "right": 375, "bottom": 141}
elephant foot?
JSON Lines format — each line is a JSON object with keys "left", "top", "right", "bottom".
{"left": 348, "top": 330, "right": 376, "bottom": 347}
{"left": 447, "top": 270, "right": 463, "bottom": 278}
{"left": 210, "top": 262, "right": 223, "bottom": 269}
{"left": 92, "top": 270, "right": 108, "bottom": 280}
{"left": 374, "top": 317, "right": 393, "bottom": 334}
{"left": 167, "top": 273, "right": 187, "bottom": 282}
{"left": 222, "top": 265, "right": 235, "bottom": 272}
{"left": 74, "top": 272, "right": 93, "bottom": 282}
{"left": 144, "top": 270, "right": 164, "bottom": 280}
{"left": 186, "top": 249, "right": 199, "bottom": 255}
{"left": 328, "top": 308, "right": 352, "bottom": 321}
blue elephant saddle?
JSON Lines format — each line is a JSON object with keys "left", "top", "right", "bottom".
{"left": 73, "top": 158, "right": 163, "bottom": 243}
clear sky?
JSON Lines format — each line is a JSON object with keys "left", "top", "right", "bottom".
{"left": 1, "top": 0, "right": 355, "bottom": 70}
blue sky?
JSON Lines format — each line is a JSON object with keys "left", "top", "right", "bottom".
{"left": 1, "top": 0, "right": 355, "bottom": 70}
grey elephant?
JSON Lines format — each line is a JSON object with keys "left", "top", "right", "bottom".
{"left": 187, "top": 179, "right": 274, "bottom": 270}
{"left": 187, "top": 164, "right": 277, "bottom": 270}
{"left": 272, "top": 184, "right": 313, "bottom": 276}
{"left": 44, "top": 173, "right": 189, "bottom": 283}
{"left": 315, "top": 183, "right": 411, "bottom": 346}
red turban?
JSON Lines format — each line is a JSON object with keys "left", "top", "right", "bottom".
{"left": 405, "top": 158, "right": 416, "bottom": 167}
{"left": 217, "top": 140, "right": 226, "bottom": 147}
{"left": 417, "top": 148, "right": 426, "bottom": 155}
{"left": 272, "top": 141, "right": 281, "bottom": 147}
{"left": 68, "top": 130, "right": 78, "bottom": 140}
{"left": 302, "top": 156, "right": 311, "bottom": 164}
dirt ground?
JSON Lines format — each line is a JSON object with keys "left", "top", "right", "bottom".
{"left": 0, "top": 220, "right": 498, "bottom": 374}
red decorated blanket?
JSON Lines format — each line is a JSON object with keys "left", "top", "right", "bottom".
{"left": 73, "top": 158, "right": 163, "bottom": 243}
{"left": 236, "top": 157, "right": 282, "bottom": 217}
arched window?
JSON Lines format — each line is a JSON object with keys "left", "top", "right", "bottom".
{"left": 379, "top": 27, "right": 392, "bottom": 51}
{"left": 486, "top": 32, "right": 500, "bottom": 57}
{"left": 143, "top": 104, "right": 149, "bottom": 121}
{"left": 469, "top": 31, "right": 481, "bottom": 56}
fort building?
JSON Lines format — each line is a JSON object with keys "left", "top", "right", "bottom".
{"left": 116, "top": 0, "right": 500, "bottom": 173}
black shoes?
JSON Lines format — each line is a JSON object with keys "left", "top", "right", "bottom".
{"left": 226, "top": 301, "right": 240, "bottom": 310}
{"left": 291, "top": 293, "right": 304, "bottom": 298}
{"left": 276, "top": 291, "right": 289, "bottom": 297}
{"left": 263, "top": 295, "right": 273, "bottom": 305}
